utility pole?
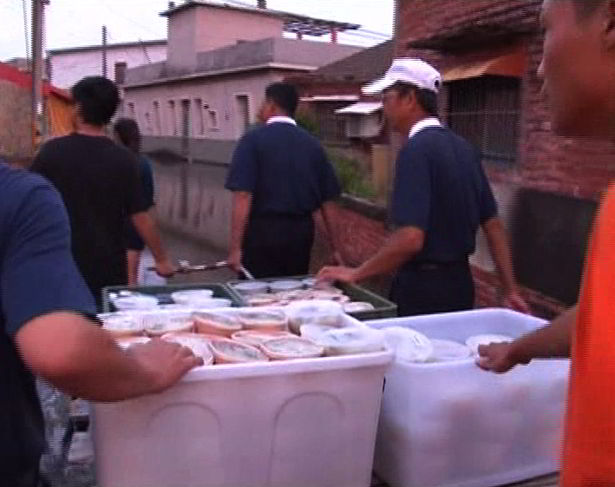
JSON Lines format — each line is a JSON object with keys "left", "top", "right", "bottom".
{"left": 31, "top": 0, "right": 48, "bottom": 142}
{"left": 102, "top": 25, "right": 108, "bottom": 78}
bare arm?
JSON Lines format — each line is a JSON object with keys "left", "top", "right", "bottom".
{"left": 478, "top": 304, "right": 576, "bottom": 373}
{"left": 131, "top": 211, "right": 174, "bottom": 277}
{"left": 227, "top": 191, "right": 252, "bottom": 272}
{"left": 317, "top": 201, "right": 344, "bottom": 265}
{"left": 317, "top": 226, "right": 424, "bottom": 283}
{"left": 482, "top": 217, "right": 530, "bottom": 313}
{"left": 15, "top": 312, "right": 201, "bottom": 401}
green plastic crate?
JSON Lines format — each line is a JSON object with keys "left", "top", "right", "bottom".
{"left": 226, "top": 276, "right": 397, "bottom": 321}
{"left": 102, "top": 282, "right": 244, "bottom": 313}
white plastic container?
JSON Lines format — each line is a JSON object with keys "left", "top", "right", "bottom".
{"left": 92, "top": 315, "right": 392, "bottom": 487}
{"left": 367, "top": 308, "right": 569, "bottom": 487}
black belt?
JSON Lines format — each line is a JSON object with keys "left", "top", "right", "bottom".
{"left": 404, "top": 259, "right": 468, "bottom": 271}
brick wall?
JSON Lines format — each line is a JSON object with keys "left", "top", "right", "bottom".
{"left": 0, "top": 80, "right": 33, "bottom": 159}
{"left": 395, "top": 0, "right": 615, "bottom": 318}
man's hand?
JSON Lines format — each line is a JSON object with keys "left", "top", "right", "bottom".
{"left": 128, "top": 339, "right": 203, "bottom": 394}
{"left": 227, "top": 248, "right": 242, "bottom": 273}
{"left": 317, "top": 265, "right": 358, "bottom": 284}
{"left": 503, "top": 290, "right": 531, "bottom": 315}
{"left": 155, "top": 258, "right": 176, "bottom": 278}
{"left": 476, "top": 342, "right": 525, "bottom": 373}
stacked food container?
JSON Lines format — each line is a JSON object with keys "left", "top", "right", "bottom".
{"left": 94, "top": 283, "right": 394, "bottom": 487}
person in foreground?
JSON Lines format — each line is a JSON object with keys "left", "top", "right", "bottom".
{"left": 318, "top": 59, "right": 528, "bottom": 317}
{"left": 0, "top": 160, "right": 201, "bottom": 486}
{"left": 478, "top": 0, "right": 615, "bottom": 483}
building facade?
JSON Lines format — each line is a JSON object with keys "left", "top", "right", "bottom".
{"left": 48, "top": 40, "right": 167, "bottom": 89}
{"left": 121, "top": 1, "right": 362, "bottom": 163}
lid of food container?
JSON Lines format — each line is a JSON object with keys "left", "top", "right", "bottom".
{"left": 429, "top": 339, "right": 472, "bottom": 362}
{"left": 383, "top": 326, "right": 433, "bottom": 363}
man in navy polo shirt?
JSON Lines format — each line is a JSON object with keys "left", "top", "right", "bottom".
{"left": 319, "top": 59, "right": 529, "bottom": 316}
{"left": 225, "top": 82, "right": 343, "bottom": 278}
{"left": 0, "top": 160, "right": 201, "bottom": 485}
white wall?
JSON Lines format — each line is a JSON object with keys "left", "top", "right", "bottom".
{"left": 49, "top": 43, "right": 167, "bottom": 89}
{"left": 122, "top": 69, "right": 287, "bottom": 142}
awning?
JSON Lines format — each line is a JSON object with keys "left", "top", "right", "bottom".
{"left": 300, "top": 95, "right": 359, "bottom": 102}
{"left": 442, "top": 48, "right": 527, "bottom": 82}
{"left": 335, "top": 102, "right": 382, "bottom": 115}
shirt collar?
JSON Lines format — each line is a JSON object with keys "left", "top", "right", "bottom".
{"left": 408, "top": 117, "right": 442, "bottom": 139}
{"left": 267, "top": 116, "right": 297, "bottom": 126}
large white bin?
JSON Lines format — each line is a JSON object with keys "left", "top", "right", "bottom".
{"left": 92, "top": 340, "right": 392, "bottom": 487}
{"left": 367, "top": 308, "right": 569, "bottom": 487}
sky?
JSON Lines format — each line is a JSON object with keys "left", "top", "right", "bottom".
{"left": 0, "top": 0, "right": 394, "bottom": 61}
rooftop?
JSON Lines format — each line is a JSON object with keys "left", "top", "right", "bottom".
{"left": 124, "top": 37, "right": 361, "bottom": 88}
{"left": 161, "top": 1, "right": 360, "bottom": 37}
{"left": 48, "top": 39, "right": 166, "bottom": 56}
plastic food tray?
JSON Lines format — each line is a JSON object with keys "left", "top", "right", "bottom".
{"left": 227, "top": 275, "right": 397, "bottom": 321}
{"left": 101, "top": 282, "right": 244, "bottom": 312}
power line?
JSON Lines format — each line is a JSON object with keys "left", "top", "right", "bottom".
{"left": 94, "top": 0, "right": 164, "bottom": 38}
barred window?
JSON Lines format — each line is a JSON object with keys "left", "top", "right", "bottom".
{"left": 447, "top": 76, "right": 521, "bottom": 165}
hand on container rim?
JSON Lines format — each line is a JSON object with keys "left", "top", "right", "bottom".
{"left": 130, "top": 339, "right": 204, "bottom": 393}
{"left": 502, "top": 290, "right": 531, "bottom": 315}
{"left": 316, "top": 265, "right": 358, "bottom": 285}
{"left": 476, "top": 341, "right": 520, "bottom": 374}
{"left": 155, "top": 258, "right": 177, "bottom": 278}
{"left": 227, "top": 248, "right": 242, "bottom": 273}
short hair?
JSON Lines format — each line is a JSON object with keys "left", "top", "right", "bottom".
{"left": 71, "top": 76, "right": 120, "bottom": 126}
{"left": 113, "top": 117, "right": 142, "bottom": 154}
{"left": 391, "top": 82, "right": 439, "bottom": 117}
{"left": 265, "top": 82, "right": 299, "bottom": 117}
{"left": 571, "top": 0, "right": 606, "bottom": 19}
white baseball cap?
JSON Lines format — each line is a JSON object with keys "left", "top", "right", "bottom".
{"left": 362, "top": 58, "right": 442, "bottom": 95}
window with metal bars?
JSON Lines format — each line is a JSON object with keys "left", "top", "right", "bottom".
{"left": 446, "top": 75, "right": 521, "bottom": 165}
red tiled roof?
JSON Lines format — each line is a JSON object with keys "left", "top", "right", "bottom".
{"left": 0, "top": 62, "right": 71, "bottom": 101}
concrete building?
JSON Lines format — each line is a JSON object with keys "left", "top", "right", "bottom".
{"left": 122, "top": 0, "right": 362, "bottom": 163}
{"left": 48, "top": 39, "right": 167, "bottom": 89}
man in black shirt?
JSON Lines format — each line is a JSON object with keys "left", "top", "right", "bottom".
{"left": 32, "top": 77, "right": 174, "bottom": 307}
{"left": 225, "top": 82, "right": 343, "bottom": 278}
{"left": 319, "top": 59, "right": 529, "bottom": 316}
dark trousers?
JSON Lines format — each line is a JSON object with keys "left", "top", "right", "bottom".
{"left": 390, "top": 260, "right": 475, "bottom": 317}
{"left": 242, "top": 214, "right": 314, "bottom": 279}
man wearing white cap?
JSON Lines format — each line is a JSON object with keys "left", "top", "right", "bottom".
{"left": 319, "top": 58, "right": 528, "bottom": 316}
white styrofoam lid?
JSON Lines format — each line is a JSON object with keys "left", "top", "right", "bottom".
{"left": 112, "top": 295, "right": 159, "bottom": 310}
{"left": 429, "top": 339, "right": 472, "bottom": 362}
{"left": 171, "top": 289, "right": 214, "bottom": 304}
{"left": 269, "top": 280, "right": 303, "bottom": 292}
{"left": 383, "top": 326, "right": 433, "bottom": 363}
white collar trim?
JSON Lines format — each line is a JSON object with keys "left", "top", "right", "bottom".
{"left": 408, "top": 117, "right": 442, "bottom": 139}
{"left": 267, "top": 116, "right": 297, "bottom": 126}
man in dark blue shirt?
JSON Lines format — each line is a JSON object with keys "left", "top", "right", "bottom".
{"left": 0, "top": 161, "right": 201, "bottom": 485}
{"left": 319, "top": 59, "right": 529, "bottom": 316}
{"left": 225, "top": 82, "right": 343, "bottom": 278}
